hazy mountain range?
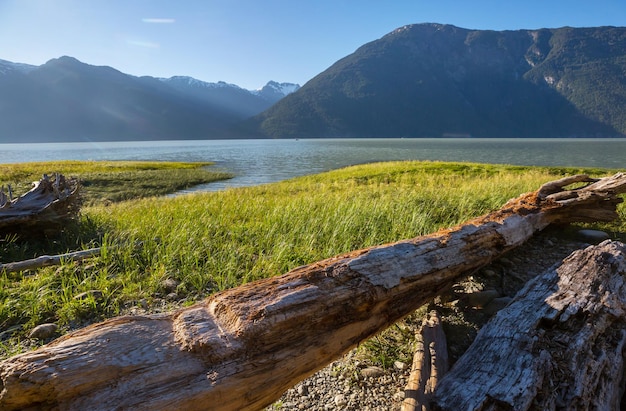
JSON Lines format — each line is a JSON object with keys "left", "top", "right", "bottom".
{"left": 2, "top": 23, "right": 626, "bottom": 142}
{"left": 0, "top": 56, "right": 299, "bottom": 142}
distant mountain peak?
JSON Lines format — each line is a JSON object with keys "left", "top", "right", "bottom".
{"left": 253, "top": 81, "right": 300, "bottom": 103}
{"left": 262, "top": 80, "right": 300, "bottom": 94}
{"left": 387, "top": 22, "right": 462, "bottom": 37}
{"left": 0, "top": 59, "right": 36, "bottom": 75}
{"left": 160, "top": 76, "right": 243, "bottom": 90}
{"left": 44, "top": 56, "right": 86, "bottom": 68}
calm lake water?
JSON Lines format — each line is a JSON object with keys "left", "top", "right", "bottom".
{"left": 1, "top": 138, "right": 625, "bottom": 191}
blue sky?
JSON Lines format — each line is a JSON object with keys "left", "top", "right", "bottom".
{"left": 0, "top": 0, "right": 624, "bottom": 89}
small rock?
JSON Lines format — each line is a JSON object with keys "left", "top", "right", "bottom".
{"left": 483, "top": 269, "right": 498, "bottom": 279}
{"left": 29, "top": 323, "right": 58, "bottom": 339}
{"left": 577, "top": 229, "right": 610, "bottom": 243}
{"left": 138, "top": 298, "right": 148, "bottom": 309}
{"left": 393, "top": 391, "right": 405, "bottom": 401}
{"left": 483, "top": 296, "right": 513, "bottom": 316}
{"left": 297, "top": 385, "right": 308, "bottom": 396}
{"left": 360, "top": 366, "right": 384, "bottom": 379}
{"left": 162, "top": 278, "right": 180, "bottom": 292}
{"left": 467, "top": 289, "right": 500, "bottom": 308}
{"left": 73, "top": 290, "right": 104, "bottom": 300}
{"left": 435, "top": 289, "right": 457, "bottom": 304}
{"left": 393, "top": 361, "right": 408, "bottom": 371}
{"left": 166, "top": 292, "right": 179, "bottom": 301}
{"left": 334, "top": 394, "right": 347, "bottom": 407}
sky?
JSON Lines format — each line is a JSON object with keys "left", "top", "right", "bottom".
{"left": 0, "top": 0, "right": 624, "bottom": 90}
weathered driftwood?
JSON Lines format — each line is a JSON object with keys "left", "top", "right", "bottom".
{"left": 432, "top": 240, "right": 626, "bottom": 411}
{"left": 402, "top": 310, "right": 448, "bottom": 411}
{"left": 1, "top": 173, "right": 626, "bottom": 411}
{"left": 0, "top": 247, "right": 101, "bottom": 273}
{"left": 0, "top": 174, "right": 80, "bottom": 236}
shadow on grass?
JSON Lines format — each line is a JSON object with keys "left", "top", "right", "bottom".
{"left": 0, "top": 215, "right": 107, "bottom": 263}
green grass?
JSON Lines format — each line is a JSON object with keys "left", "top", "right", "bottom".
{"left": 0, "top": 160, "right": 234, "bottom": 205}
{"left": 0, "top": 160, "right": 623, "bottom": 359}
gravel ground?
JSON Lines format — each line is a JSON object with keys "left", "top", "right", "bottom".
{"left": 267, "top": 226, "right": 604, "bottom": 410}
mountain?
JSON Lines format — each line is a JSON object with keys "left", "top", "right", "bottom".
{"left": 0, "top": 59, "right": 36, "bottom": 75}
{"left": 158, "top": 77, "right": 299, "bottom": 118}
{"left": 253, "top": 81, "right": 301, "bottom": 104}
{"left": 4, "top": 24, "right": 626, "bottom": 142}
{"left": 253, "top": 24, "right": 626, "bottom": 138}
{"left": 0, "top": 57, "right": 298, "bottom": 142}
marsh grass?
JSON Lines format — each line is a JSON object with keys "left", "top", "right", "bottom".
{"left": 0, "top": 160, "right": 233, "bottom": 205}
{"left": 0, "top": 160, "right": 623, "bottom": 360}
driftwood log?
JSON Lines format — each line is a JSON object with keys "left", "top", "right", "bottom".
{"left": 432, "top": 240, "right": 626, "bottom": 410}
{"left": 402, "top": 310, "right": 448, "bottom": 411}
{"left": 0, "top": 174, "right": 80, "bottom": 236}
{"left": 0, "top": 247, "right": 101, "bottom": 273}
{"left": 1, "top": 173, "right": 626, "bottom": 410}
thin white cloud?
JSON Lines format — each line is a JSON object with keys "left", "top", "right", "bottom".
{"left": 141, "top": 18, "right": 175, "bottom": 24}
{"left": 127, "top": 40, "right": 160, "bottom": 49}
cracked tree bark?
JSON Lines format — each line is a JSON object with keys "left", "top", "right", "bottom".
{"left": 1, "top": 173, "right": 626, "bottom": 411}
{"left": 402, "top": 310, "right": 448, "bottom": 411}
{"left": 431, "top": 240, "right": 626, "bottom": 411}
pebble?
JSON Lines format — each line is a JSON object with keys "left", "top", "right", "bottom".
{"left": 393, "top": 361, "right": 408, "bottom": 371}
{"left": 577, "top": 229, "right": 610, "bottom": 243}
{"left": 467, "top": 289, "right": 500, "bottom": 308}
{"left": 162, "top": 278, "right": 180, "bottom": 292}
{"left": 29, "top": 323, "right": 58, "bottom": 339}
{"left": 334, "top": 394, "right": 347, "bottom": 407}
{"left": 360, "top": 366, "right": 384, "bottom": 378}
{"left": 297, "top": 385, "right": 308, "bottom": 396}
{"left": 483, "top": 269, "right": 498, "bottom": 279}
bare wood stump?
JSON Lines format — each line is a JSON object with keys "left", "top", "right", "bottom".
{"left": 402, "top": 310, "right": 448, "bottom": 411}
{"left": 0, "top": 174, "right": 80, "bottom": 236}
{"left": 1, "top": 173, "right": 626, "bottom": 410}
{"left": 432, "top": 240, "right": 626, "bottom": 411}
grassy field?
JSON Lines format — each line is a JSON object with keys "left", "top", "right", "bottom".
{"left": 0, "top": 160, "right": 233, "bottom": 205}
{"left": 0, "top": 160, "right": 623, "bottom": 360}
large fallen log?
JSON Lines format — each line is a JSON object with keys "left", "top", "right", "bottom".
{"left": 432, "top": 240, "right": 626, "bottom": 410}
{"left": 0, "top": 174, "right": 80, "bottom": 236}
{"left": 1, "top": 173, "right": 626, "bottom": 410}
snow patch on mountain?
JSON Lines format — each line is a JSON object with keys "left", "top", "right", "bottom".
{"left": 254, "top": 81, "right": 300, "bottom": 95}
{"left": 160, "top": 76, "right": 299, "bottom": 98}
{"left": 0, "top": 59, "right": 36, "bottom": 75}
{"left": 160, "top": 76, "right": 243, "bottom": 90}
{"left": 253, "top": 81, "right": 300, "bottom": 103}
